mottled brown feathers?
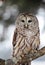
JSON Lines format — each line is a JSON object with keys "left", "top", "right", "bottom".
{"left": 12, "top": 13, "right": 40, "bottom": 65}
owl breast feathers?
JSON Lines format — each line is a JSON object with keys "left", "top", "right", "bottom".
{"left": 12, "top": 13, "right": 40, "bottom": 64}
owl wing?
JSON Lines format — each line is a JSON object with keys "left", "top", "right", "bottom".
{"left": 12, "top": 29, "right": 17, "bottom": 46}
{"left": 32, "top": 31, "right": 40, "bottom": 50}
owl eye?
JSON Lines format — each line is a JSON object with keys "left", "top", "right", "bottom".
{"left": 28, "top": 20, "right": 32, "bottom": 23}
{"left": 21, "top": 20, "right": 25, "bottom": 23}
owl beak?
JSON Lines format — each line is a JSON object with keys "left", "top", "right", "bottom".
{"left": 24, "top": 24, "right": 28, "bottom": 28}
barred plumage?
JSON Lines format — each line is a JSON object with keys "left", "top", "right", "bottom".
{"left": 12, "top": 13, "right": 40, "bottom": 65}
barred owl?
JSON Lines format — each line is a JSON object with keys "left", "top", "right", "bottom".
{"left": 12, "top": 13, "right": 40, "bottom": 65}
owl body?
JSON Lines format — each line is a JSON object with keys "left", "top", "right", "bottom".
{"left": 12, "top": 13, "right": 40, "bottom": 64}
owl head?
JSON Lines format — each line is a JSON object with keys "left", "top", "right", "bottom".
{"left": 15, "top": 13, "right": 39, "bottom": 33}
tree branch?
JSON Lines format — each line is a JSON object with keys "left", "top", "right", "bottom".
{"left": 0, "top": 59, "right": 5, "bottom": 65}
{"left": 19, "top": 47, "right": 45, "bottom": 64}
{"left": 31, "top": 46, "right": 45, "bottom": 60}
{"left": 0, "top": 47, "right": 45, "bottom": 65}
